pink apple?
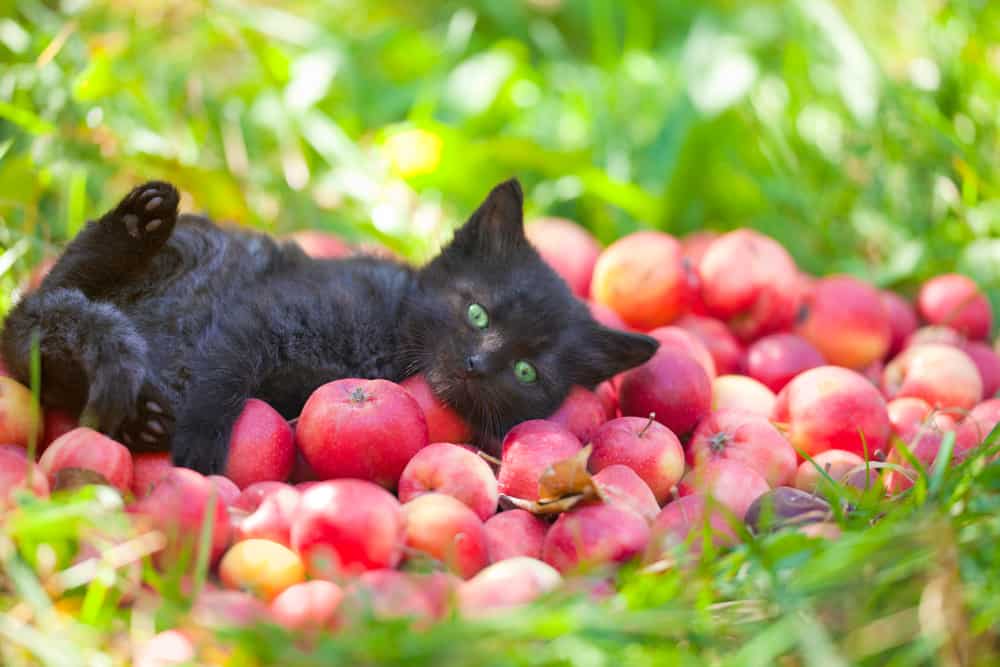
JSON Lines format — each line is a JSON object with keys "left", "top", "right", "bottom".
{"left": 398, "top": 443, "right": 498, "bottom": 520}
{"left": 269, "top": 580, "right": 343, "bottom": 632}
{"left": 0, "top": 446, "right": 48, "bottom": 506}
{"left": 232, "top": 480, "right": 294, "bottom": 514}
{"left": 588, "top": 416, "right": 684, "bottom": 504}
{"left": 224, "top": 399, "right": 294, "bottom": 489}
{"left": 525, "top": 217, "right": 602, "bottom": 298}
{"left": 296, "top": 379, "right": 429, "bottom": 488}
{"left": 688, "top": 409, "right": 797, "bottom": 487}
{"left": 594, "top": 380, "right": 619, "bottom": 420}
{"left": 961, "top": 341, "right": 1000, "bottom": 399}
{"left": 190, "top": 589, "right": 272, "bottom": 629}
{"left": 131, "top": 453, "right": 173, "bottom": 498}
{"left": 497, "top": 420, "right": 581, "bottom": 501}
{"left": 483, "top": 509, "right": 548, "bottom": 563}
{"left": 547, "top": 386, "right": 608, "bottom": 444}
{"left": 918, "top": 273, "right": 993, "bottom": 340}
{"left": 881, "top": 291, "right": 919, "bottom": 358}
{"left": 794, "top": 450, "right": 874, "bottom": 493}
{"left": 587, "top": 301, "right": 630, "bottom": 331}
{"left": 711, "top": 374, "right": 776, "bottom": 417}
{"left": 206, "top": 475, "right": 240, "bottom": 506}
{"left": 618, "top": 348, "right": 712, "bottom": 439}
{"left": 290, "top": 479, "right": 405, "bottom": 578}
{"left": 903, "top": 325, "right": 965, "bottom": 350}
{"left": 542, "top": 504, "right": 650, "bottom": 573}
{"left": 678, "top": 460, "right": 770, "bottom": 518}
{"left": 681, "top": 231, "right": 720, "bottom": 267}
{"left": 883, "top": 343, "right": 982, "bottom": 411}
{"left": 773, "top": 366, "right": 890, "bottom": 459}
{"left": 651, "top": 495, "right": 739, "bottom": 557}
{"left": 400, "top": 374, "right": 472, "bottom": 445}
{"left": 343, "top": 569, "right": 437, "bottom": 622}
{"left": 676, "top": 315, "right": 744, "bottom": 375}
{"left": 402, "top": 492, "right": 488, "bottom": 578}
{"left": 648, "top": 326, "right": 716, "bottom": 378}
{"left": 796, "top": 276, "right": 890, "bottom": 370}
{"left": 235, "top": 484, "right": 301, "bottom": 547}
{"left": 39, "top": 427, "right": 132, "bottom": 493}
{"left": 458, "top": 557, "right": 562, "bottom": 618}
{"left": 744, "top": 333, "right": 824, "bottom": 393}
{"left": 0, "top": 377, "right": 42, "bottom": 449}
{"left": 592, "top": 465, "right": 660, "bottom": 521}
{"left": 134, "top": 630, "right": 196, "bottom": 667}
{"left": 288, "top": 230, "right": 352, "bottom": 259}
{"left": 698, "top": 229, "right": 801, "bottom": 341}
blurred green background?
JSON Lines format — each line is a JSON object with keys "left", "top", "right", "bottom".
{"left": 2, "top": 0, "right": 1000, "bottom": 310}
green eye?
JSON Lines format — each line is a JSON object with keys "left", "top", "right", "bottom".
{"left": 467, "top": 303, "right": 489, "bottom": 329}
{"left": 514, "top": 360, "right": 537, "bottom": 384}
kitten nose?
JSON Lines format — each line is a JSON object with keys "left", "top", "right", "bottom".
{"left": 465, "top": 354, "right": 487, "bottom": 376}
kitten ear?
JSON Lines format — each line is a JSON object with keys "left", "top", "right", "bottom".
{"left": 574, "top": 326, "right": 659, "bottom": 387}
{"left": 452, "top": 179, "right": 526, "bottom": 254}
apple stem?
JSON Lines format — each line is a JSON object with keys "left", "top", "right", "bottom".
{"left": 477, "top": 451, "right": 502, "bottom": 468}
{"left": 639, "top": 413, "right": 656, "bottom": 438}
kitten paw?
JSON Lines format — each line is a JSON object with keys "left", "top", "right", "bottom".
{"left": 117, "top": 382, "right": 175, "bottom": 452}
{"left": 107, "top": 181, "right": 179, "bottom": 247}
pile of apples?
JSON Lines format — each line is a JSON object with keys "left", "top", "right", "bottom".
{"left": 3, "top": 222, "right": 1000, "bottom": 663}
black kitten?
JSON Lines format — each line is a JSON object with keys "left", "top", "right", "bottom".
{"left": 1, "top": 179, "right": 658, "bottom": 474}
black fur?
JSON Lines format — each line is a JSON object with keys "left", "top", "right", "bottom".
{"left": 1, "top": 179, "right": 658, "bottom": 473}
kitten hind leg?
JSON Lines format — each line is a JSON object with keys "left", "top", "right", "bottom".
{"left": 0, "top": 288, "right": 174, "bottom": 450}
{"left": 41, "top": 181, "right": 180, "bottom": 297}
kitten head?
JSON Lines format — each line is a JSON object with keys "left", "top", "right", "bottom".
{"left": 404, "top": 179, "right": 658, "bottom": 446}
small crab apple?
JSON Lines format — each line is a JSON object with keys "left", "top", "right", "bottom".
{"left": 918, "top": 273, "right": 993, "bottom": 340}
{"left": 883, "top": 344, "right": 982, "bottom": 411}
{"left": 881, "top": 291, "right": 919, "bottom": 358}
{"left": 618, "top": 348, "right": 712, "bottom": 440}
{"left": 398, "top": 443, "right": 498, "bottom": 520}
{"left": 224, "top": 399, "right": 294, "bottom": 489}
{"left": 402, "top": 493, "right": 488, "bottom": 579}
{"left": 675, "top": 315, "right": 743, "bottom": 375}
{"left": 547, "top": 386, "right": 608, "bottom": 444}
{"left": 0, "top": 447, "right": 48, "bottom": 506}
{"left": 711, "top": 374, "right": 776, "bottom": 417}
{"left": 794, "top": 450, "right": 877, "bottom": 493}
{"left": 131, "top": 453, "right": 173, "bottom": 498}
{"left": 961, "top": 341, "right": 1000, "bottom": 399}
{"left": 592, "top": 464, "right": 660, "bottom": 521}
{"left": 648, "top": 326, "right": 716, "bottom": 378}
{"left": 651, "top": 495, "right": 738, "bottom": 557}
{"left": 400, "top": 374, "right": 472, "bottom": 444}
{"left": 483, "top": 509, "right": 548, "bottom": 563}
{"left": 744, "top": 333, "right": 824, "bottom": 393}
{"left": 269, "top": 580, "right": 344, "bottom": 632}
{"left": 39, "top": 427, "right": 132, "bottom": 493}
{"left": 796, "top": 276, "right": 891, "bottom": 369}
{"left": 525, "top": 217, "right": 602, "bottom": 299}
{"left": 458, "top": 557, "right": 562, "bottom": 618}
{"left": 588, "top": 416, "right": 684, "bottom": 505}
{"left": 497, "top": 420, "right": 581, "bottom": 501}
{"left": 678, "top": 460, "right": 770, "bottom": 518}
{"left": 542, "top": 504, "right": 650, "bottom": 573}
{"left": 688, "top": 409, "right": 797, "bottom": 487}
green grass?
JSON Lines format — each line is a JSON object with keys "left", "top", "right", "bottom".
{"left": 4, "top": 1, "right": 1000, "bottom": 664}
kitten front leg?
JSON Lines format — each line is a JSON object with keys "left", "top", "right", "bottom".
{"left": 41, "top": 181, "right": 179, "bottom": 297}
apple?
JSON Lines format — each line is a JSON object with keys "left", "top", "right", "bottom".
{"left": 773, "top": 366, "right": 890, "bottom": 459}
{"left": 190, "top": 589, "right": 272, "bottom": 629}
{"left": 903, "top": 325, "right": 965, "bottom": 350}
{"left": 269, "top": 580, "right": 344, "bottom": 632}
{"left": 594, "top": 381, "right": 619, "bottom": 420}
{"left": 400, "top": 374, "right": 472, "bottom": 445}
{"left": 587, "top": 301, "right": 630, "bottom": 331}
{"left": 885, "top": 418, "right": 967, "bottom": 494}
{"left": 296, "top": 378, "right": 429, "bottom": 488}
{"left": 288, "top": 230, "right": 352, "bottom": 259}
{"left": 0, "top": 446, "right": 48, "bottom": 506}
{"left": 961, "top": 341, "right": 1000, "bottom": 399}
{"left": 343, "top": 569, "right": 436, "bottom": 622}
{"left": 796, "top": 276, "right": 890, "bottom": 369}
{"left": 744, "top": 333, "right": 824, "bottom": 393}
{"left": 40, "top": 409, "right": 78, "bottom": 453}
{"left": 711, "top": 374, "right": 776, "bottom": 417}
{"left": 39, "top": 427, "right": 132, "bottom": 493}
{"left": 129, "top": 467, "right": 231, "bottom": 565}
{"left": 398, "top": 443, "right": 498, "bottom": 520}
{"left": 618, "top": 348, "right": 712, "bottom": 440}
{"left": 131, "top": 453, "right": 173, "bottom": 498}
{"left": 677, "top": 460, "right": 770, "bottom": 518}
{"left": 219, "top": 538, "right": 305, "bottom": 602}
{"left": 402, "top": 493, "right": 488, "bottom": 578}
{"left": 591, "top": 231, "right": 690, "bottom": 330}
{"left": 883, "top": 343, "right": 982, "bottom": 411}
{"left": 697, "top": 229, "right": 801, "bottom": 341}
{"left": 235, "top": 484, "right": 301, "bottom": 546}
{"left": 675, "top": 315, "right": 743, "bottom": 375}
{"left": 546, "top": 386, "right": 608, "bottom": 444}
{"left": 917, "top": 273, "right": 992, "bottom": 340}
{"left": 290, "top": 479, "right": 405, "bottom": 578}
{"left": 651, "top": 495, "right": 738, "bottom": 557}
{"left": 458, "top": 557, "right": 562, "bottom": 618}
{"left": 206, "top": 475, "right": 240, "bottom": 506}
{"left": 793, "top": 450, "right": 876, "bottom": 493}
{"left": 134, "top": 630, "right": 196, "bottom": 667}
{"left": 648, "top": 326, "right": 716, "bottom": 378}
{"left": 688, "top": 409, "right": 797, "bottom": 487}
{"left": 592, "top": 464, "right": 660, "bottom": 521}
{"left": 483, "top": 509, "right": 548, "bottom": 563}
{"left": 681, "top": 231, "right": 720, "bottom": 267}
{"left": 588, "top": 416, "right": 684, "bottom": 504}
{"left": 232, "top": 480, "right": 294, "bottom": 513}
{"left": 224, "top": 399, "right": 294, "bottom": 489}
{"left": 525, "top": 217, "right": 602, "bottom": 299}
{"left": 881, "top": 291, "right": 919, "bottom": 358}
{"left": 497, "top": 420, "right": 582, "bottom": 501}
{"left": 542, "top": 503, "right": 650, "bottom": 573}
{"left": 0, "top": 377, "right": 42, "bottom": 449}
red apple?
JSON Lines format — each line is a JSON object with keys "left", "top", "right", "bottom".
{"left": 618, "top": 348, "right": 712, "bottom": 440}
{"left": 134, "top": 630, "right": 196, "bottom": 667}
{"left": 525, "top": 217, "right": 602, "bottom": 298}
{"left": 903, "top": 325, "right": 965, "bottom": 350}
{"left": 678, "top": 460, "right": 770, "bottom": 518}
{"left": 497, "top": 420, "right": 581, "bottom": 501}
{"left": 0, "top": 377, "right": 42, "bottom": 449}
{"left": 648, "top": 326, "right": 716, "bottom": 378}
{"left": 131, "top": 453, "right": 173, "bottom": 498}
{"left": 588, "top": 416, "right": 684, "bottom": 504}
{"left": 39, "top": 427, "right": 132, "bottom": 493}
{"left": 343, "top": 569, "right": 436, "bottom": 622}
{"left": 885, "top": 413, "right": 968, "bottom": 494}
{"left": 773, "top": 366, "right": 890, "bottom": 459}
{"left": 651, "top": 495, "right": 739, "bottom": 557}
{"left": 400, "top": 374, "right": 472, "bottom": 444}
{"left": 402, "top": 493, "right": 488, "bottom": 579}
{"left": 883, "top": 343, "right": 982, "bottom": 411}
{"left": 290, "top": 479, "right": 405, "bottom": 578}
{"left": 288, "top": 230, "right": 352, "bottom": 259}
{"left": 594, "top": 381, "right": 619, "bottom": 420}
{"left": 592, "top": 464, "right": 660, "bottom": 521}
{"left": 881, "top": 291, "right": 919, "bottom": 358}
{"left": 688, "top": 409, "right": 797, "bottom": 487}
{"left": 591, "top": 231, "right": 690, "bottom": 330}
{"left": 458, "top": 557, "right": 562, "bottom": 618}
{"left": 587, "top": 301, "right": 630, "bottom": 331}
{"left": 398, "top": 443, "right": 498, "bottom": 520}
{"left": 961, "top": 341, "right": 1000, "bottom": 399}
{"left": 675, "top": 315, "right": 743, "bottom": 375}
{"left": 547, "top": 386, "right": 608, "bottom": 444}
{"left": 681, "top": 231, "right": 719, "bottom": 267}
{"left": 794, "top": 450, "right": 873, "bottom": 493}
{"left": 796, "top": 276, "right": 890, "bottom": 369}
{"left": 0, "top": 446, "right": 48, "bottom": 506}
{"left": 224, "top": 399, "right": 294, "bottom": 489}
{"left": 269, "top": 580, "right": 343, "bottom": 632}
{"left": 235, "top": 484, "right": 301, "bottom": 546}
{"left": 542, "top": 503, "right": 650, "bottom": 573}
{"left": 711, "top": 374, "right": 776, "bottom": 417}
{"left": 40, "top": 409, "right": 78, "bottom": 453}
{"left": 483, "top": 509, "right": 548, "bottom": 563}
{"left": 296, "top": 379, "right": 429, "bottom": 488}
{"left": 206, "top": 475, "right": 240, "bottom": 506}
{"left": 918, "top": 273, "right": 992, "bottom": 340}
{"left": 698, "top": 229, "right": 801, "bottom": 341}
{"left": 232, "top": 481, "right": 294, "bottom": 514}
{"left": 744, "top": 333, "right": 824, "bottom": 393}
